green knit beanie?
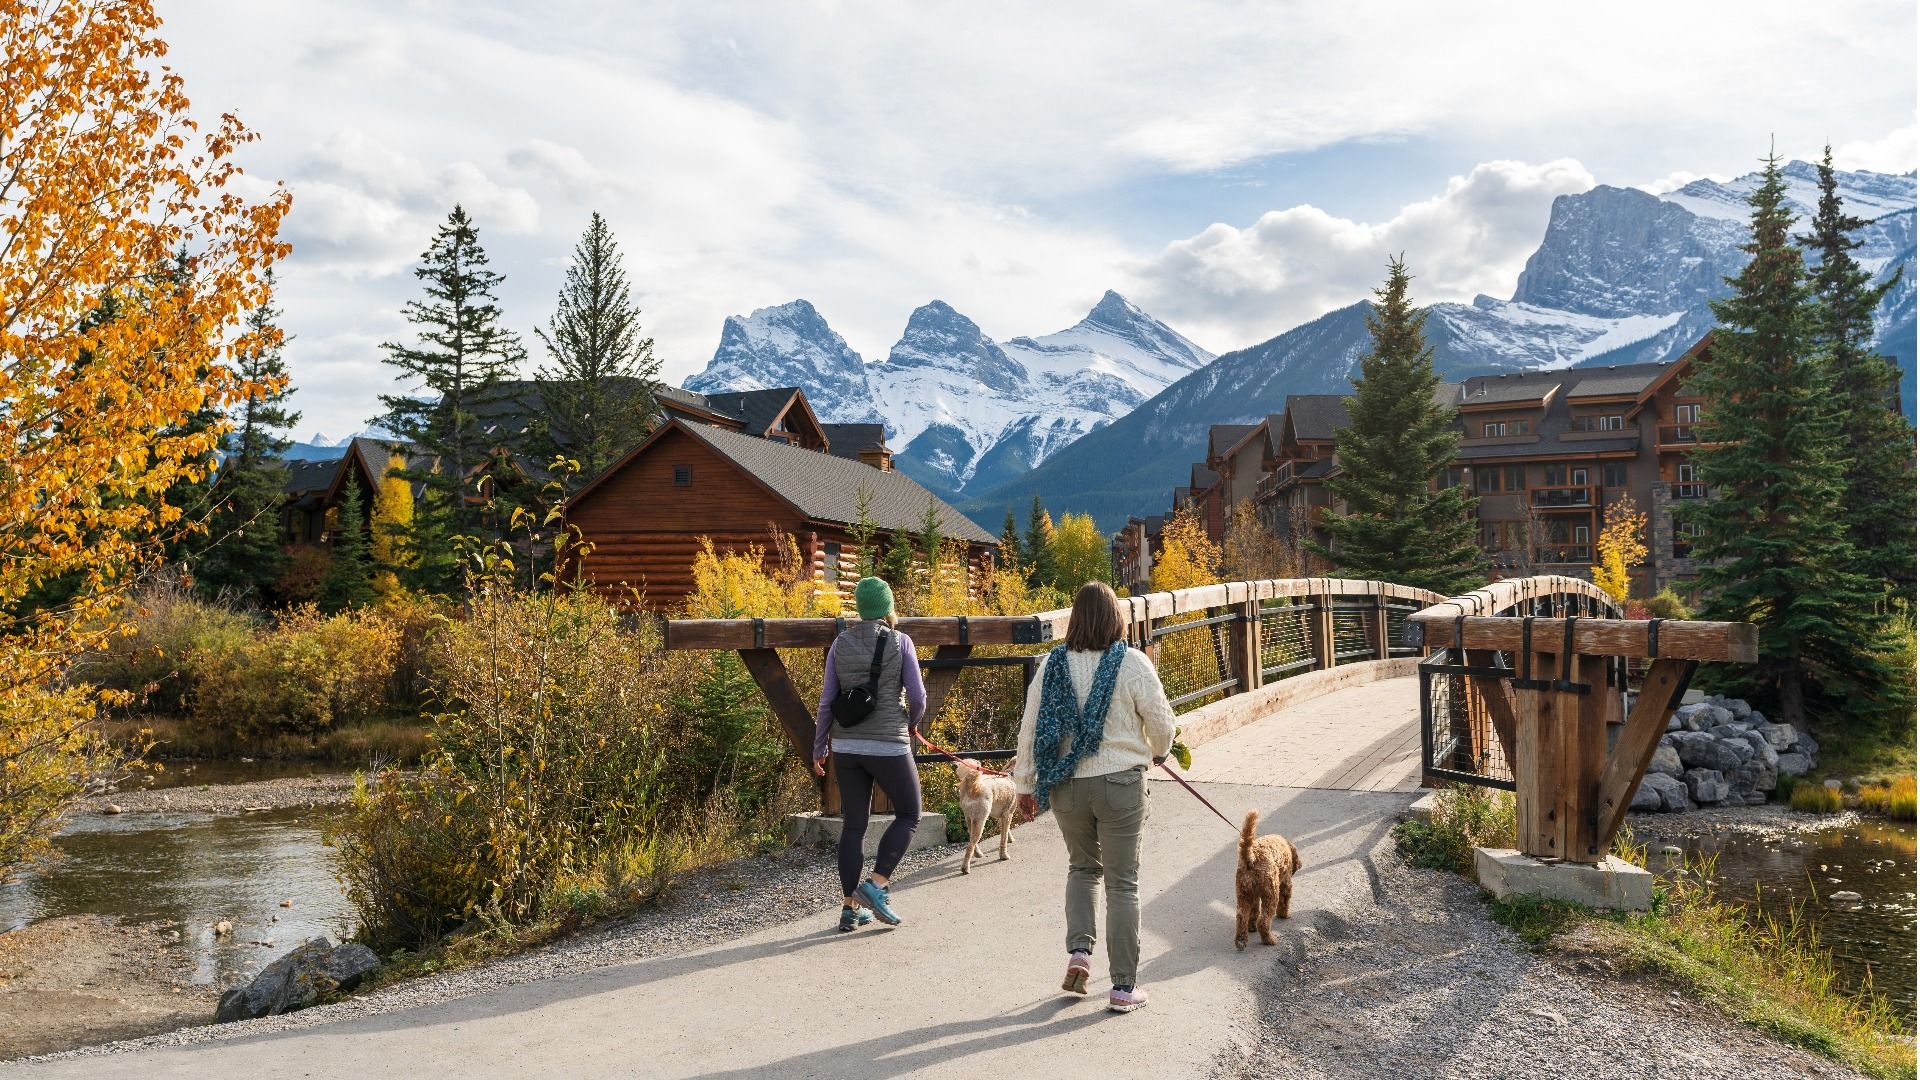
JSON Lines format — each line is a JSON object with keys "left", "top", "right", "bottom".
{"left": 853, "top": 576, "right": 894, "bottom": 620}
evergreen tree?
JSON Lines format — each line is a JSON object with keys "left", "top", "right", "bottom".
{"left": 1800, "top": 145, "right": 1916, "bottom": 600}
{"left": 1000, "top": 509, "right": 1021, "bottom": 565}
{"left": 1682, "top": 152, "right": 1889, "bottom": 729}
{"left": 1021, "top": 496, "right": 1056, "bottom": 589}
{"left": 879, "top": 528, "right": 917, "bottom": 590}
{"left": 375, "top": 206, "right": 527, "bottom": 593}
{"left": 531, "top": 213, "right": 661, "bottom": 477}
{"left": 320, "top": 481, "right": 376, "bottom": 612}
{"left": 848, "top": 485, "right": 879, "bottom": 578}
{"left": 917, "top": 498, "right": 944, "bottom": 571}
{"left": 1310, "top": 257, "right": 1485, "bottom": 595}
{"left": 195, "top": 272, "right": 299, "bottom": 600}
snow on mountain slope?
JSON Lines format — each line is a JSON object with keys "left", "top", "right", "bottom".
{"left": 1660, "top": 160, "right": 1916, "bottom": 224}
{"left": 685, "top": 300, "right": 882, "bottom": 424}
{"left": 1429, "top": 299, "right": 1687, "bottom": 371}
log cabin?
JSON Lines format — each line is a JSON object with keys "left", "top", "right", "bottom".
{"left": 565, "top": 413, "right": 998, "bottom": 611}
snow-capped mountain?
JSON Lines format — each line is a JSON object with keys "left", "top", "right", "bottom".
{"left": 683, "top": 291, "right": 1212, "bottom": 496}
{"left": 965, "top": 161, "right": 1915, "bottom": 532}
{"left": 685, "top": 300, "right": 883, "bottom": 424}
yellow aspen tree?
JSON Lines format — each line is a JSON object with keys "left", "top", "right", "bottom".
{"left": 1590, "top": 497, "right": 1648, "bottom": 604}
{"left": 1149, "top": 507, "right": 1222, "bottom": 593}
{"left": 370, "top": 457, "right": 415, "bottom": 598}
{"left": 1, "top": 0, "right": 290, "bottom": 875}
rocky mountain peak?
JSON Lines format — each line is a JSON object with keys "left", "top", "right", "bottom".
{"left": 883, "top": 300, "right": 1027, "bottom": 393}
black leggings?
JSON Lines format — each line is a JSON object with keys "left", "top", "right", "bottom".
{"left": 833, "top": 751, "right": 923, "bottom": 897}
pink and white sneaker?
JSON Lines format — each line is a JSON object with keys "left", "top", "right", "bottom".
{"left": 1061, "top": 952, "right": 1091, "bottom": 995}
{"left": 1107, "top": 986, "right": 1149, "bottom": 1013}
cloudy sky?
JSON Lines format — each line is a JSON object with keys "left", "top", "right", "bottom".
{"left": 161, "top": 0, "right": 1916, "bottom": 439}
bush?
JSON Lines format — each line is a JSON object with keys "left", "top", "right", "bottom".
{"left": 81, "top": 576, "right": 259, "bottom": 713}
{"left": 1393, "top": 785, "right": 1516, "bottom": 873}
{"left": 1856, "top": 776, "right": 1916, "bottom": 821}
{"left": 1644, "top": 587, "right": 1695, "bottom": 621}
{"left": 1789, "top": 783, "right": 1844, "bottom": 814}
{"left": 275, "top": 544, "right": 331, "bottom": 606}
{"left": 191, "top": 605, "right": 402, "bottom": 737}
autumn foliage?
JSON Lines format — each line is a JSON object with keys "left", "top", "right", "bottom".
{"left": 1590, "top": 497, "right": 1648, "bottom": 604}
{"left": 1, "top": 0, "right": 289, "bottom": 874}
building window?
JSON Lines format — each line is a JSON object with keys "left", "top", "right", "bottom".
{"left": 1503, "top": 465, "right": 1526, "bottom": 492}
{"left": 1512, "top": 419, "right": 1531, "bottom": 436}
{"left": 1676, "top": 462, "right": 1697, "bottom": 483}
{"left": 673, "top": 465, "right": 692, "bottom": 486}
{"left": 822, "top": 542, "right": 841, "bottom": 582}
{"left": 1542, "top": 463, "right": 1567, "bottom": 486}
{"left": 1571, "top": 414, "right": 1624, "bottom": 432}
{"left": 1675, "top": 403, "right": 1701, "bottom": 424}
{"left": 1573, "top": 525, "right": 1591, "bottom": 545}
{"left": 1570, "top": 467, "right": 1589, "bottom": 487}
{"left": 1478, "top": 469, "right": 1499, "bottom": 494}
{"left": 1601, "top": 462, "right": 1628, "bottom": 487}
{"left": 1483, "top": 422, "right": 1506, "bottom": 438}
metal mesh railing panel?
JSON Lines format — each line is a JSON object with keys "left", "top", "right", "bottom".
{"left": 1258, "top": 600, "right": 1314, "bottom": 680}
{"left": 1152, "top": 615, "right": 1235, "bottom": 714}
{"left": 1331, "top": 605, "right": 1375, "bottom": 664}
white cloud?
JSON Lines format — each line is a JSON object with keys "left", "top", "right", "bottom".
{"left": 1832, "top": 124, "right": 1918, "bottom": 175}
{"left": 1128, "top": 160, "right": 1597, "bottom": 347}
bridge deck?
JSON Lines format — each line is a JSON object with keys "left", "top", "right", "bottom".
{"left": 1181, "top": 675, "right": 1422, "bottom": 792}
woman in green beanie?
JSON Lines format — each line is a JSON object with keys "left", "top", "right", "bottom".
{"left": 812, "top": 576, "right": 927, "bottom": 931}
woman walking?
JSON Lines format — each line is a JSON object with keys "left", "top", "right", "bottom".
{"left": 1013, "top": 581, "right": 1176, "bottom": 1014}
{"left": 813, "top": 576, "right": 927, "bottom": 932}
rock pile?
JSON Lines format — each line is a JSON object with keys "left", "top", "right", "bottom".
{"left": 1629, "top": 696, "right": 1817, "bottom": 813}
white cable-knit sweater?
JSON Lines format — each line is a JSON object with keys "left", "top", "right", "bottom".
{"left": 1012, "top": 646, "right": 1178, "bottom": 795}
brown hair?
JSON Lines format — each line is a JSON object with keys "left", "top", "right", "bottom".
{"left": 1064, "top": 581, "right": 1126, "bottom": 652}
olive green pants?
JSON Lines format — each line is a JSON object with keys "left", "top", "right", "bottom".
{"left": 1049, "top": 766, "right": 1149, "bottom": 987}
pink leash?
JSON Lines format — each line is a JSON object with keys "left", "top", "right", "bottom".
{"left": 1156, "top": 760, "right": 1241, "bottom": 833}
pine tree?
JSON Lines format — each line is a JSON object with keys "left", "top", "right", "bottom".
{"left": 917, "top": 497, "right": 944, "bottom": 571}
{"left": 879, "top": 528, "right": 917, "bottom": 590}
{"left": 195, "top": 273, "right": 299, "bottom": 601}
{"left": 1683, "top": 151, "right": 1889, "bottom": 730}
{"left": 1000, "top": 509, "right": 1021, "bottom": 567}
{"left": 320, "top": 481, "right": 376, "bottom": 612}
{"left": 1022, "top": 496, "right": 1056, "bottom": 589}
{"left": 1310, "top": 257, "right": 1485, "bottom": 595}
{"left": 848, "top": 485, "right": 879, "bottom": 578}
{"left": 531, "top": 213, "right": 661, "bottom": 477}
{"left": 375, "top": 206, "right": 527, "bottom": 593}
{"left": 1800, "top": 145, "right": 1916, "bottom": 600}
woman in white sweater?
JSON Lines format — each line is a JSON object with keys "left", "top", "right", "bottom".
{"left": 1013, "top": 581, "right": 1176, "bottom": 1014}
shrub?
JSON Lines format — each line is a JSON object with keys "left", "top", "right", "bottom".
{"left": 1644, "top": 588, "right": 1695, "bottom": 621}
{"left": 275, "top": 544, "right": 331, "bottom": 606}
{"left": 1393, "top": 784, "right": 1516, "bottom": 873}
{"left": 1789, "top": 783, "right": 1844, "bottom": 814}
{"left": 81, "top": 576, "right": 258, "bottom": 713}
{"left": 192, "top": 605, "right": 402, "bottom": 737}
{"left": 1856, "top": 775, "right": 1916, "bottom": 821}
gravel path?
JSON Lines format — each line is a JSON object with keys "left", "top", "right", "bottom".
{"left": 14, "top": 837, "right": 956, "bottom": 1062}
{"left": 1214, "top": 831, "right": 1868, "bottom": 1080}
{"left": 82, "top": 775, "right": 358, "bottom": 815}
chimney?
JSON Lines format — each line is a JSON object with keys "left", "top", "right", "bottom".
{"left": 859, "top": 447, "right": 893, "bottom": 472}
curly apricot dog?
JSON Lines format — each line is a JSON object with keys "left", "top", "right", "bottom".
{"left": 1234, "top": 809, "right": 1302, "bottom": 949}
{"left": 956, "top": 759, "right": 1017, "bottom": 874}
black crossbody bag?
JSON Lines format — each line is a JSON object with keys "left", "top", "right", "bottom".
{"left": 829, "top": 628, "right": 891, "bottom": 727}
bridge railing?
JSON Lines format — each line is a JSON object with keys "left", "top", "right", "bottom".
{"left": 663, "top": 576, "right": 1445, "bottom": 813}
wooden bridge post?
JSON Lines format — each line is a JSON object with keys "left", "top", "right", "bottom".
{"left": 1229, "top": 599, "right": 1263, "bottom": 693}
{"left": 1308, "top": 592, "right": 1335, "bottom": 671}
{"left": 1370, "top": 591, "right": 1391, "bottom": 661}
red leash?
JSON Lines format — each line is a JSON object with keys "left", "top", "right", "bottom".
{"left": 1155, "top": 760, "right": 1240, "bottom": 833}
{"left": 918, "top": 735, "right": 1011, "bottom": 777}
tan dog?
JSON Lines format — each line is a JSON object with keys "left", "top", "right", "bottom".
{"left": 956, "top": 759, "right": 1017, "bottom": 874}
{"left": 1234, "top": 809, "right": 1302, "bottom": 949}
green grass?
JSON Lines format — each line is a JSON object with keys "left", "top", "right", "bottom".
{"left": 1789, "top": 783, "right": 1846, "bottom": 814}
{"left": 1406, "top": 786, "right": 1915, "bottom": 1080}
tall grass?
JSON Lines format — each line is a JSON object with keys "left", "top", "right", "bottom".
{"left": 1856, "top": 775, "right": 1917, "bottom": 822}
{"left": 1789, "top": 783, "right": 1846, "bottom": 814}
{"left": 1392, "top": 784, "right": 1516, "bottom": 873}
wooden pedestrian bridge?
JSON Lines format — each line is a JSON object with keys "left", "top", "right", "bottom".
{"left": 26, "top": 576, "right": 1758, "bottom": 1080}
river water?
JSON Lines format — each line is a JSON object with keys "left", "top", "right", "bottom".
{"left": 0, "top": 772, "right": 352, "bottom": 988}
{"left": 1653, "top": 818, "right": 1917, "bottom": 1022}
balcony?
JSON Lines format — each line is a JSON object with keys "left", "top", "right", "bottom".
{"left": 1530, "top": 485, "right": 1597, "bottom": 510}
{"left": 1658, "top": 424, "right": 1700, "bottom": 448}
{"left": 1255, "top": 461, "right": 1297, "bottom": 502}
{"left": 1672, "top": 481, "right": 1707, "bottom": 499}
{"left": 1540, "top": 544, "right": 1593, "bottom": 564}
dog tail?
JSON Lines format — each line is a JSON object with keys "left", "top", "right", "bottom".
{"left": 1239, "top": 810, "right": 1259, "bottom": 867}
{"left": 1288, "top": 837, "right": 1304, "bottom": 873}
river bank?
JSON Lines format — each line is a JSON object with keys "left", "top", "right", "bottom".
{"left": 0, "top": 915, "right": 221, "bottom": 1059}
{"left": 83, "top": 772, "right": 358, "bottom": 815}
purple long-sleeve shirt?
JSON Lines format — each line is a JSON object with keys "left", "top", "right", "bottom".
{"left": 813, "top": 631, "right": 925, "bottom": 759}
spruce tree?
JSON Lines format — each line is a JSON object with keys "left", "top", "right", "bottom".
{"left": 320, "top": 481, "right": 376, "bottom": 612}
{"left": 375, "top": 206, "right": 527, "bottom": 593}
{"left": 1800, "top": 145, "right": 1916, "bottom": 600}
{"left": 1000, "top": 509, "right": 1021, "bottom": 564}
{"left": 1682, "top": 152, "right": 1888, "bottom": 730}
{"left": 1309, "top": 257, "right": 1485, "bottom": 595}
{"left": 531, "top": 213, "right": 661, "bottom": 477}
{"left": 1022, "top": 496, "right": 1056, "bottom": 589}
{"left": 195, "top": 273, "right": 300, "bottom": 601}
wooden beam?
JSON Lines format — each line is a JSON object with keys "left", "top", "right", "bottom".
{"left": 1462, "top": 649, "right": 1518, "bottom": 761}
{"left": 1594, "top": 658, "right": 1696, "bottom": 847}
{"left": 737, "top": 648, "right": 827, "bottom": 808}
{"left": 921, "top": 644, "right": 972, "bottom": 721}
{"left": 1404, "top": 615, "right": 1756, "bottom": 663}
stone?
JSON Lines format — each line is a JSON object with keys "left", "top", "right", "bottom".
{"left": 1823, "top": 778, "right": 1843, "bottom": 792}
{"left": 1722, "top": 698, "right": 1753, "bottom": 721}
{"left": 1776, "top": 752, "right": 1813, "bottom": 777}
{"left": 215, "top": 937, "right": 380, "bottom": 1023}
{"left": 212, "top": 920, "right": 233, "bottom": 937}
{"left": 279, "top": 899, "right": 293, "bottom": 908}
{"left": 1640, "top": 772, "right": 1693, "bottom": 813}
{"left": 1404, "top": 792, "right": 1439, "bottom": 823}
{"left": 1669, "top": 731, "right": 1743, "bottom": 772}
{"left": 1759, "top": 723, "right": 1798, "bottom": 750}
{"left": 1474, "top": 848, "right": 1654, "bottom": 911}
{"left": 1829, "top": 890, "right": 1864, "bottom": 906}
{"left": 104, "top": 803, "right": 124, "bottom": 815}
{"left": 1684, "top": 768, "right": 1729, "bottom": 804}
{"left": 1646, "top": 743, "right": 1684, "bottom": 778}
{"left": 1795, "top": 731, "right": 1821, "bottom": 756}
{"left": 1675, "top": 704, "right": 1712, "bottom": 732}
{"left": 1707, "top": 723, "right": 1750, "bottom": 741}
{"left": 1629, "top": 779, "right": 1663, "bottom": 811}
{"left": 786, "top": 811, "right": 948, "bottom": 857}
{"left": 1732, "top": 762, "right": 1777, "bottom": 798}
{"left": 1718, "top": 736, "right": 1756, "bottom": 763}
{"left": 1665, "top": 712, "right": 1683, "bottom": 732}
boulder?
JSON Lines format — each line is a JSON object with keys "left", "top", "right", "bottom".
{"left": 1793, "top": 731, "right": 1821, "bottom": 757}
{"left": 1669, "top": 731, "right": 1743, "bottom": 772}
{"left": 1720, "top": 736, "right": 1756, "bottom": 763}
{"left": 1731, "top": 761, "right": 1777, "bottom": 799}
{"left": 1665, "top": 712, "right": 1683, "bottom": 732}
{"left": 1647, "top": 743, "right": 1685, "bottom": 778}
{"left": 215, "top": 937, "right": 380, "bottom": 1023}
{"left": 1640, "top": 772, "right": 1693, "bottom": 813}
{"left": 1776, "top": 752, "right": 1813, "bottom": 777}
{"left": 1759, "top": 723, "right": 1798, "bottom": 750}
{"left": 1629, "top": 778, "right": 1664, "bottom": 811}
{"left": 1707, "top": 723, "right": 1750, "bottom": 741}
{"left": 1684, "top": 768, "right": 1730, "bottom": 804}
{"left": 1721, "top": 698, "right": 1753, "bottom": 721}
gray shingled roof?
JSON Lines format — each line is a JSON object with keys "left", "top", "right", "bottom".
{"left": 1208, "top": 424, "right": 1256, "bottom": 459}
{"left": 698, "top": 388, "right": 800, "bottom": 437}
{"left": 1456, "top": 371, "right": 1564, "bottom": 405}
{"left": 821, "top": 423, "right": 887, "bottom": 461}
{"left": 1190, "top": 463, "right": 1220, "bottom": 490}
{"left": 1562, "top": 363, "right": 1670, "bottom": 398}
{"left": 281, "top": 457, "right": 339, "bottom": 497}
{"left": 1283, "top": 395, "right": 1351, "bottom": 441}
{"left": 675, "top": 421, "right": 995, "bottom": 543}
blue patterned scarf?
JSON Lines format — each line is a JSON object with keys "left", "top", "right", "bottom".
{"left": 1030, "top": 640, "right": 1129, "bottom": 811}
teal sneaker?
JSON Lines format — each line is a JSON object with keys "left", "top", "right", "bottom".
{"left": 837, "top": 906, "right": 872, "bottom": 933}
{"left": 856, "top": 879, "right": 901, "bottom": 925}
